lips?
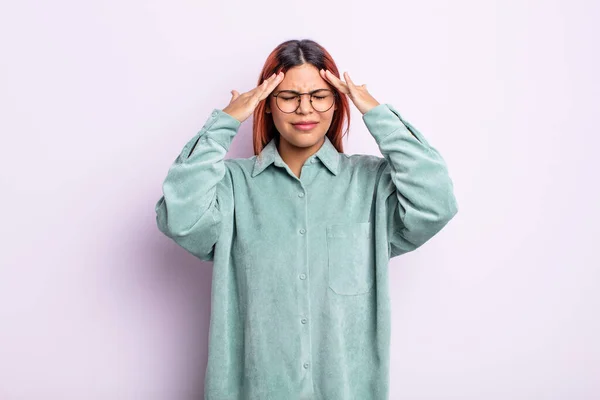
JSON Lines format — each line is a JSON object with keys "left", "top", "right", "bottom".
{"left": 292, "top": 122, "right": 319, "bottom": 131}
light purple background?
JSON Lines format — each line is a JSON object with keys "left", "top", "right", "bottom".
{"left": 1, "top": 0, "right": 598, "bottom": 399}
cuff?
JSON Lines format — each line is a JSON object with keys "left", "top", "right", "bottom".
{"left": 362, "top": 103, "right": 430, "bottom": 146}
{"left": 198, "top": 108, "right": 242, "bottom": 150}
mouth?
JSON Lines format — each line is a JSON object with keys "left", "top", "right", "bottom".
{"left": 292, "top": 122, "right": 319, "bottom": 131}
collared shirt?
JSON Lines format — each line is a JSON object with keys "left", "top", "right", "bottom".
{"left": 155, "top": 103, "right": 458, "bottom": 400}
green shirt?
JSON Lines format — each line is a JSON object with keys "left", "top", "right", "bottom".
{"left": 155, "top": 103, "right": 458, "bottom": 400}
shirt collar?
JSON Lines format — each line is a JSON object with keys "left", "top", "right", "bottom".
{"left": 251, "top": 135, "right": 340, "bottom": 178}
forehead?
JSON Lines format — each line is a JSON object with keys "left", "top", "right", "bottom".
{"left": 278, "top": 64, "right": 329, "bottom": 91}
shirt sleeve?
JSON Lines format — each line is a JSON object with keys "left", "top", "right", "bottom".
{"left": 154, "top": 108, "right": 240, "bottom": 261}
{"left": 363, "top": 103, "right": 458, "bottom": 258}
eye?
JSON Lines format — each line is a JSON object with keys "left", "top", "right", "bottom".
{"left": 279, "top": 92, "right": 298, "bottom": 100}
{"left": 312, "top": 90, "right": 333, "bottom": 99}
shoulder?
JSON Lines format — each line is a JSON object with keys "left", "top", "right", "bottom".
{"left": 223, "top": 155, "right": 258, "bottom": 174}
{"left": 339, "top": 153, "right": 387, "bottom": 173}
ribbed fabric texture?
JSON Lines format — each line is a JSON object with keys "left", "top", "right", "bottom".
{"left": 155, "top": 104, "right": 458, "bottom": 399}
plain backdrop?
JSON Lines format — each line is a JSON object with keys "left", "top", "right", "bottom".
{"left": 1, "top": 0, "right": 598, "bottom": 399}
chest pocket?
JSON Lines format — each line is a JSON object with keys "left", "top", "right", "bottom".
{"left": 326, "top": 222, "right": 375, "bottom": 295}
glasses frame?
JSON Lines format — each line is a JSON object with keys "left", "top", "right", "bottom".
{"left": 271, "top": 89, "right": 338, "bottom": 114}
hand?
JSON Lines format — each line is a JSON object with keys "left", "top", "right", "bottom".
{"left": 222, "top": 71, "right": 285, "bottom": 123}
{"left": 320, "top": 69, "right": 380, "bottom": 115}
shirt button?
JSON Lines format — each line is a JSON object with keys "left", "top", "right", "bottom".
{"left": 212, "top": 111, "right": 218, "bottom": 117}
{"left": 303, "top": 362, "right": 310, "bottom": 369}
{"left": 310, "top": 158, "right": 316, "bottom": 163}
{"left": 298, "top": 192, "right": 305, "bottom": 198}
{"left": 299, "top": 228, "right": 306, "bottom": 234}
{"left": 301, "top": 318, "right": 307, "bottom": 324}
{"left": 299, "top": 273, "right": 306, "bottom": 280}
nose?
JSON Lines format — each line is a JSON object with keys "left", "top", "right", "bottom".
{"left": 297, "top": 93, "right": 313, "bottom": 114}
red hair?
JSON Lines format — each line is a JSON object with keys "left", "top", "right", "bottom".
{"left": 251, "top": 39, "right": 351, "bottom": 155}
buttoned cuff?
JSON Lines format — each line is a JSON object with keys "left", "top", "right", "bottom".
{"left": 362, "top": 103, "right": 429, "bottom": 146}
{"left": 198, "top": 108, "right": 242, "bottom": 150}
{"left": 182, "top": 108, "right": 242, "bottom": 159}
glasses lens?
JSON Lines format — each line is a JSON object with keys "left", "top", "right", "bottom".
{"left": 277, "top": 92, "right": 301, "bottom": 113}
{"left": 311, "top": 89, "right": 335, "bottom": 112}
{"left": 276, "top": 90, "right": 335, "bottom": 113}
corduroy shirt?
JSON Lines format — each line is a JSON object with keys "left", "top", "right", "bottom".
{"left": 155, "top": 103, "right": 458, "bottom": 400}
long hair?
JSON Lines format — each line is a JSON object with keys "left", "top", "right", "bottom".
{"left": 251, "top": 39, "right": 351, "bottom": 156}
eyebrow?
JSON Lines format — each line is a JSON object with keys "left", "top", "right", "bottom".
{"left": 275, "top": 88, "right": 330, "bottom": 94}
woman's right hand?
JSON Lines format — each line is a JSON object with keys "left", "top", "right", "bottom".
{"left": 222, "top": 71, "right": 284, "bottom": 123}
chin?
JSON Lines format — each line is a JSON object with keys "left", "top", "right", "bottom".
{"left": 281, "top": 131, "right": 325, "bottom": 148}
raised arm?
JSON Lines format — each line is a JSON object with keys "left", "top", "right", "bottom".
{"left": 155, "top": 71, "right": 285, "bottom": 261}
{"left": 364, "top": 103, "right": 458, "bottom": 258}
{"left": 155, "top": 109, "right": 240, "bottom": 261}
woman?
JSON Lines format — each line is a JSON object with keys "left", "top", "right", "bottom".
{"left": 155, "top": 39, "right": 458, "bottom": 400}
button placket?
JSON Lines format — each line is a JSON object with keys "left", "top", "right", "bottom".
{"left": 297, "top": 184, "right": 312, "bottom": 377}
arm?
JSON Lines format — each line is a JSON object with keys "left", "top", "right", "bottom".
{"left": 154, "top": 108, "right": 240, "bottom": 261}
{"left": 363, "top": 103, "right": 458, "bottom": 258}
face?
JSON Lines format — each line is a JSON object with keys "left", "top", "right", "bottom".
{"left": 266, "top": 64, "right": 337, "bottom": 149}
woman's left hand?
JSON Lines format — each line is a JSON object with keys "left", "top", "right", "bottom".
{"left": 320, "top": 69, "right": 381, "bottom": 115}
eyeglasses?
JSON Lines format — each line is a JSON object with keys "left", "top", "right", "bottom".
{"left": 271, "top": 89, "right": 337, "bottom": 113}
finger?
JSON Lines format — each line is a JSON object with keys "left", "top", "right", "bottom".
{"left": 251, "top": 78, "right": 271, "bottom": 98}
{"left": 320, "top": 69, "right": 335, "bottom": 88}
{"left": 252, "top": 72, "right": 275, "bottom": 92}
{"left": 255, "top": 72, "right": 277, "bottom": 95}
{"left": 259, "top": 71, "right": 284, "bottom": 100}
{"left": 322, "top": 69, "right": 348, "bottom": 93}
{"left": 266, "top": 71, "right": 284, "bottom": 92}
{"left": 343, "top": 72, "right": 357, "bottom": 89}
{"left": 320, "top": 69, "right": 337, "bottom": 87}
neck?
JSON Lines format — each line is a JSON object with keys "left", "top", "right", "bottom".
{"left": 277, "top": 135, "right": 326, "bottom": 178}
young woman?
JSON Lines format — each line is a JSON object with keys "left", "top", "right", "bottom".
{"left": 155, "top": 39, "right": 458, "bottom": 400}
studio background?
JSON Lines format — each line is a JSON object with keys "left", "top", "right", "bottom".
{"left": 1, "top": 0, "right": 598, "bottom": 398}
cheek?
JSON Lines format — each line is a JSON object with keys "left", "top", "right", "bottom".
{"left": 269, "top": 101, "right": 283, "bottom": 122}
{"left": 272, "top": 112, "right": 287, "bottom": 125}
{"left": 324, "top": 110, "right": 335, "bottom": 123}
{"left": 271, "top": 112, "right": 290, "bottom": 133}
